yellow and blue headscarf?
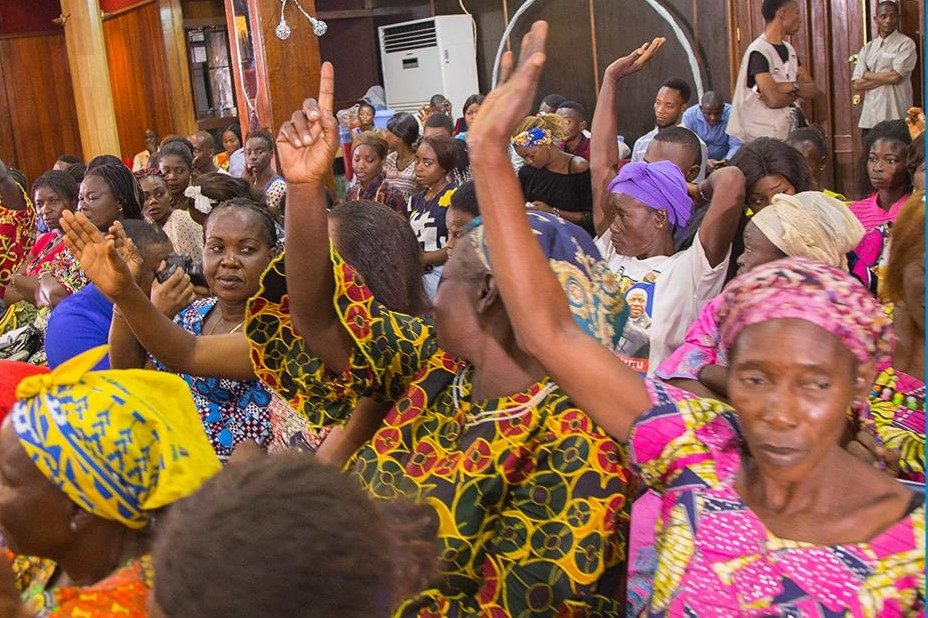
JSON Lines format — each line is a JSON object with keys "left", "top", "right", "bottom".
{"left": 511, "top": 127, "right": 554, "bottom": 148}
{"left": 467, "top": 211, "right": 628, "bottom": 350}
{"left": 10, "top": 346, "right": 221, "bottom": 529}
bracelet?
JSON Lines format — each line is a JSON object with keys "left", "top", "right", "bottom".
{"left": 552, "top": 207, "right": 561, "bottom": 218}
{"left": 697, "top": 187, "right": 710, "bottom": 204}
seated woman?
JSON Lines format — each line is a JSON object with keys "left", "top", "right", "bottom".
{"left": 40, "top": 164, "right": 144, "bottom": 306}
{"left": 453, "top": 94, "right": 484, "bottom": 139}
{"left": 848, "top": 120, "right": 914, "bottom": 293}
{"left": 346, "top": 132, "right": 407, "bottom": 215}
{"left": 151, "top": 452, "right": 437, "bottom": 618}
{"left": 136, "top": 168, "right": 203, "bottom": 257}
{"left": 655, "top": 191, "right": 865, "bottom": 399}
{"left": 852, "top": 191, "right": 925, "bottom": 483}
{"left": 104, "top": 199, "right": 280, "bottom": 462}
{"left": 0, "top": 346, "right": 220, "bottom": 616}
{"left": 246, "top": 62, "right": 636, "bottom": 616}
{"left": 157, "top": 141, "right": 195, "bottom": 215}
{"left": 511, "top": 114, "right": 594, "bottom": 234}
{"left": 467, "top": 25, "right": 924, "bottom": 614}
{"left": 0, "top": 171, "right": 75, "bottom": 334}
{"left": 409, "top": 135, "right": 458, "bottom": 298}
{"left": 244, "top": 130, "right": 287, "bottom": 215}
{"left": 61, "top": 199, "right": 427, "bottom": 460}
{"left": 0, "top": 156, "right": 34, "bottom": 309}
{"left": 382, "top": 112, "right": 420, "bottom": 199}
{"left": 215, "top": 123, "right": 242, "bottom": 173}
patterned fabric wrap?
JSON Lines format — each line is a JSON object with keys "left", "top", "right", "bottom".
{"left": 751, "top": 191, "right": 865, "bottom": 270}
{"left": 11, "top": 346, "right": 221, "bottom": 529}
{"left": 27, "top": 555, "right": 153, "bottom": 617}
{"left": 717, "top": 257, "right": 893, "bottom": 368}
{"left": 868, "top": 365, "right": 926, "bottom": 483}
{"left": 0, "top": 185, "right": 36, "bottom": 297}
{"left": 606, "top": 160, "right": 693, "bottom": 228}
{"left": 510, "top": 126, "right": 553, "bottom": 148}
{"left": 468, "top": 210, "right": 628, "bottom": 351}
{"left": 246, "top": 249, "right": 633, "bottom": 616}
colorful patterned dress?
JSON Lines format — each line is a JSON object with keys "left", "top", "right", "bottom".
{"left": 0, "top": 186, "right": 36, "bottom": 298}
{"left": 247, "top": 251, "right": 633, "bottom": 617}
{"left": 153, "top": 297, "right": 273, "bottom": 461}
{"left": 23, "top": 555, "right": 153, "bottom": 617}
{"left": 346, "top": 174, "right": 408, "bottom": 216}
{"left": 629, "top": 397, "right": 925, "bottom": 616}
{"left": 868, "top": 364, "right": 925, "bottom": 483}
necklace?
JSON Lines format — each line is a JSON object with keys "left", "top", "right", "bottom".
{"left": 206, "top": 313, "right": 245, "bottom": 336}
{"left": 451, "top": 364, "right": 559, "bottom": 428}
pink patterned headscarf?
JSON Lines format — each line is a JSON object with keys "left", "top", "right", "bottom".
{"left": 717, "top": 257, "right": 893, "bottom": 367}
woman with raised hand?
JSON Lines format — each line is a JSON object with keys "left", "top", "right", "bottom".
{"left": 0, "top": 346, "right": 220, "bottom": 617}
{"left": 251, "top": 60, "right": 636, "bottom": 616}
{"left": 468, "top": 20, "right": 924, "bottom": 616}
{"left": 61, "top": 197, "right": 427, "bottom": 462}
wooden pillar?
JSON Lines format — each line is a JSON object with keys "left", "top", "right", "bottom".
{"left": 244, "top": 0, "right": 323, "bottom": 132}
{"left": 159, "top": 0, "right": 197, "bottom": 135}
{"left": 60, "top": 0, "right": 121, "bottom": 158}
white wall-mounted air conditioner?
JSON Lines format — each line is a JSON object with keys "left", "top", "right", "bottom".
{"left": 379, "top": 15, "right": 479, "bottom": 119}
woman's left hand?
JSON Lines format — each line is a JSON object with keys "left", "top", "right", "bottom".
{"left": 0, "top": 553, "right": 37, "bottom": 618}
{"left": 846, "top": 427, "right": 902, "bottom": 477}
{"left": 467, "top": 21, "right": 548, "bottom": 153}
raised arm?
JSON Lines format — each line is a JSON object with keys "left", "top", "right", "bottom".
{"left": 590, "top": 38, "right": 665, "bottom": 235}
{"left": 468, "top": 21, "right": 651, "bottom": 442}
{"left": 692, "top": 166, "right": 746, "bottom": 267}
{"left": 60, "top": 212, "right": 256, "bottom": 379}
{"left": 277, "top": 62, "right": 353, "bottom": 373}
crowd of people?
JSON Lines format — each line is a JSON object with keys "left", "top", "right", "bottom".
{"left": 0, "top": 0, "right": 923, "bottom": 616}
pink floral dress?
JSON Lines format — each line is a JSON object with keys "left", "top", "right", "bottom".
{"left": 628, "top": 397, "right": 925, "bottom": 616}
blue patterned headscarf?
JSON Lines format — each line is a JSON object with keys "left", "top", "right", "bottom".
{"left": 467, "top": 211, "right": 628, "bottom": 350}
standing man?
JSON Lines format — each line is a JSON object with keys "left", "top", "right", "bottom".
{"left": 682, "top": 91, "right": 741, "bottom": 170}
{"left": 852, "top": 1, "right": 917, "bottom": 139}
{"left": 728, "top": 0, "right": 820, "bottom": 143}
{"left": 632, "top": 77, "right": 709, "bottom": 181}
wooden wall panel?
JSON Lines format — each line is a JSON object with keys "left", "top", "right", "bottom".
{"left": 103, "top": 2, "right": 176, "bottom": 160}
{"left": 0, "top": 33, "right": 82, "bottom": 185}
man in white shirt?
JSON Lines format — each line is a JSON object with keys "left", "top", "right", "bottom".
{"left": 631, "top": 77, "right": 709, "bottom": 181}
{"left": 852, "top": 1, "right": 917, "bottom": 138}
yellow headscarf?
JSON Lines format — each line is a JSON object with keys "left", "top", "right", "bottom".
{"left": 11, "top": 346, "right": 220, "bottom": 529}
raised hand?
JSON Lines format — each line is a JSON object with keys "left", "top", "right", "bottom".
{"left": 604, "top": 37, "right": 666, "bottom": 81}
{"left": 276, "top": 61, "right": 340, "bottom": 184}
{"left": 60, "top": 210, "right": 137, "bottom": 301}
{"left": 467, "top": 21, "right": 548, "bottom": 151}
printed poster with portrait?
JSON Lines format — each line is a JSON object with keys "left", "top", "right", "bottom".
{"left": 615, "top": 271, "right": 660, "bottom": 375}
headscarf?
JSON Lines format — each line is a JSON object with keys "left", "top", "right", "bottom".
{"left": 751, "top": 192, "right": 865, "bottom": 270}
{"left": 10, "top": 346, "right": 221, "bottom": 529}
{"left": 606, "top": 161, "right": 693, "bottom": 228}
{"left": 717, "top": 258, "right": 892, "bottom": 368}
{"left": 467, "top": 211, "right": 628, "bottom": 350}
{"left": 511, "top": 127, "right": 554, "bottom": 148}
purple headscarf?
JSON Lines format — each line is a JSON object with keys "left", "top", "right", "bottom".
{"left": 606, "top": 160, "right": 693, "bottom": 228}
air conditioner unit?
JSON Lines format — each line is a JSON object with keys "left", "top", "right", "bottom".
{"left": 379, "top": 15, "right": 479, "bottom": 119}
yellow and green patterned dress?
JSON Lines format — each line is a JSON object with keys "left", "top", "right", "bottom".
{"left": 247, "top": 250, "right": 633, "bottom": 617}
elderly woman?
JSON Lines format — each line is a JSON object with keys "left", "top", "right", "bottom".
{"left": 0, "top": 346, "right": 219, "bottom": 616}
{"left": 654, "top": 191, "right": 866, "bottom": 398}
{"left": 246, "top": 62, "right": 638, "bottom": 616}
{"left": 468, "top": 21, "right": 923, "bottom": 615}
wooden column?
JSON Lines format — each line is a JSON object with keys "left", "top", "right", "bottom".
{"left": 244, "top": 0, "right": 323, "bottom": 132}
{"left": 159, "top": 0, "right": 197, "bottom": 135}
{"left": 60, "top": 0, "right": 121, "bottom": 158}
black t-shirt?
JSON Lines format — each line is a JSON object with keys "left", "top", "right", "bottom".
{"left": 518, "top": 164, "right": 594, "bottom": 235}
{"left": 746, "top": 44, "right": 792, "bottom": 88}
